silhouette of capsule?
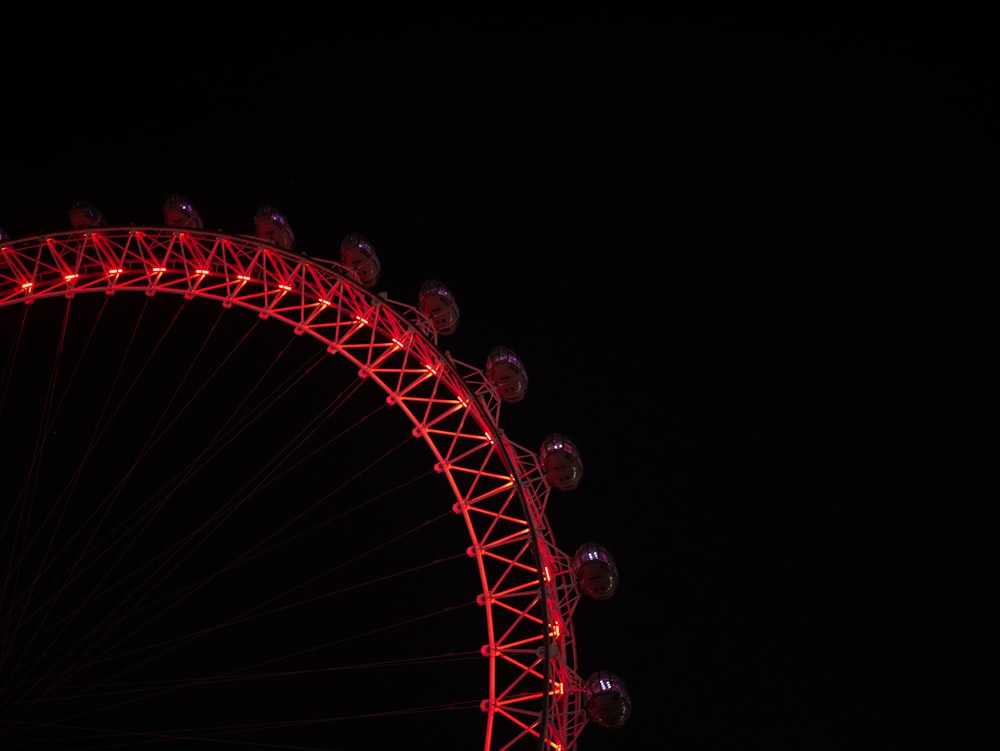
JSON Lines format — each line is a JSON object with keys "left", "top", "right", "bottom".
{"left": 163, "top": 193, "right": 204, "bottom": 229}
{"left": 418, "top": 278, "right": 460, "bottom": 335}
{"left": 584, "top": 671, "right": 632, "bottom": 729}
{"left": 540, "top": 433, "right": 582, "bottom": 491}
{"left": 254, "top": 204, "right": 295, "bottom": 250}
{"left": 572, "top": 541, "right": 619, "bottom": 600}
{"left": 339, "top": 232, "right": 381, "bottom": 288}
{"left": 486, "top": 346, "right": 528, "bottom": 403}
{"left": 68, "top": 199, "right": 106, "bottom": 229}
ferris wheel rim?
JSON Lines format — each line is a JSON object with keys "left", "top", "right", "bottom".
{"left": 0, "top": 224, "right": 591, "bottom": 750}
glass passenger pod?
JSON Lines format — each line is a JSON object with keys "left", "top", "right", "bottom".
{"left": 0, "top": 226, "right": 9, "bottom": 242}
{"left": 254, "top": 205, "right": 295, "bottom": 250}
{"left": 68, "top": 199, "right": 106, "bottom": 229}
{"left": 584, "top": 670, "right": 632, "bottom": 729}
{"left": 572, "top": 542, "right": 619, "bottom": 600}
{"left": 339, "top": 232, "right": 381, "bottom": 288}
{"left": 163, "top": 193, "right": 204, "bottom": 229}
{"left": 486, "top": 346, "right": 528, "bottom": 403}
{"left": 418, "top": 278, "right": 459, "bottom": 336}
{"left": 539, "top": 433, "right": 582, "bottom": 491}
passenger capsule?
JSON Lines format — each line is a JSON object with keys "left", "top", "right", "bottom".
{"left": 68, "top": 199, "right": 106, "bottom": 229}
{"left": 584, "top": 671, "right": 631, "bottom": 729}
{"left": 254, "top": 204, "right": 295, "bottom": 250}
{"left": 339, "top": 232, "right": 381, "bottom": 288}
{"left": 0, "top": 226, "right": 9, "bottom": 242}
{"left": 572, "top": 542, "right": 619, "bottom": 600}
{"left": 418, "top": 279, "right": 460, "bottom": 336}
{"left": 163, "top": 193, "right": 204, "bottom": 228}
{"left": 540, "top": 433, "right": 582, "bottom": 491}
{"left": 486, "top": 346, "right": 528, "bottom": 403}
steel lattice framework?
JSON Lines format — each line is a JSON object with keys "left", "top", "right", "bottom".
{"left": 0, "top": 226, "right": 592, "bottom": 751}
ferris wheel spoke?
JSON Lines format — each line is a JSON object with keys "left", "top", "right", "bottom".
{"left": 9, "top": 316, "right": 334, "bottom": 628}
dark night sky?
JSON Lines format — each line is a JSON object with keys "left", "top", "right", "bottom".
{"left": 2, "top": 10, "right": 995, "bottom": 750}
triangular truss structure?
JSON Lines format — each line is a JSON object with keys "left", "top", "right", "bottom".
{"left": 0, "top": 226, "right": 595, "bottom": 751}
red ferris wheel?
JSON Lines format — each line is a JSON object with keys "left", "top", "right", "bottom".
{"left": 0, "top": 197, "right": 630, "bottom": 750}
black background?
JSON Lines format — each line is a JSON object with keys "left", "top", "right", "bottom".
{"left": 2, "top": 9, "right": 994, "bottom": 749}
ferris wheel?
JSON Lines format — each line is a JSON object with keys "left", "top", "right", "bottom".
{"left": 0, "top": 196, "right": 631, "bottom": 750}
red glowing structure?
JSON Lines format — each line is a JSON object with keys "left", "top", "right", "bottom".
{"left": 0, "top": 196, "right": 630, "bottom": 751}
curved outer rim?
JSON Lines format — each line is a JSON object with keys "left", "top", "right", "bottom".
{"left": 0, "top": 226, "right": 592, "bottom": 751}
